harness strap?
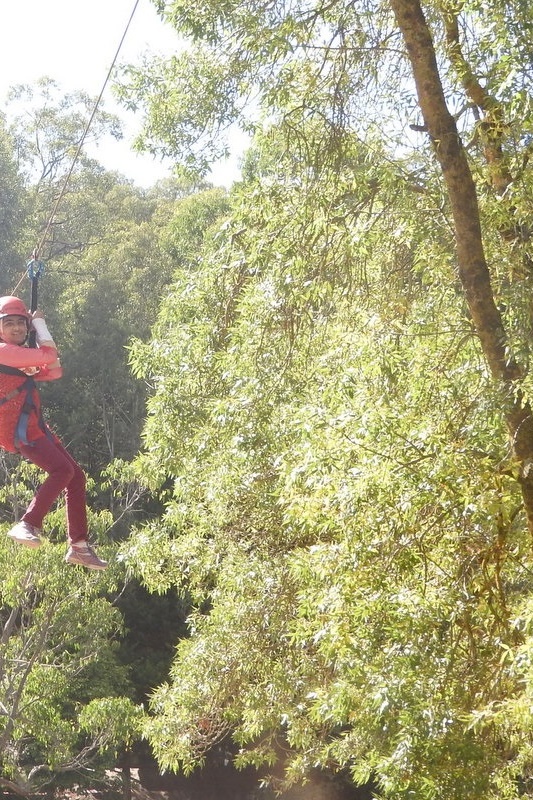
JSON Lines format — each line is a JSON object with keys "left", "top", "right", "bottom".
{"left": 0, "top": 383, "right": 27, "bottom": 407}
{"left": 15, "top": 377, "right": 38, "bottom": 449}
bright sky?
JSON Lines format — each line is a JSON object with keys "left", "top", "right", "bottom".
{"left": 0, "top": 0, "right": 243, "bottom": 187}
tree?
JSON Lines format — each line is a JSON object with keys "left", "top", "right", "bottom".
{"left": 388, "top": 0, "right": 533, "bottom": 533}
{"left": 0, "top": 515, "right": 144, "bottom": 795}
{"left": 6, "top": 77, "right": 122, "bottom": 187}
{"left": 0, "top": 114, "right": 29, "bottom": 291}
{"left": 119, "top": 1, "right": 533, "bottom": 798}
{"left": 0, "top": 82, "right": 179, "bottom": 794}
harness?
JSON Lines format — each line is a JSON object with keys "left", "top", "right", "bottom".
{"left": 0, "top": 364, "right": 50, "bottom": 450}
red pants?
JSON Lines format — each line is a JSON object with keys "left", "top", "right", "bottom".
{"left": 19, "top": 433, "right": 88, "bottom": 544}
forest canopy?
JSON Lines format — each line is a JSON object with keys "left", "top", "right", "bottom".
{"left": 121, "top": 0, "right": 533, "bottom": 798}
{"left": 1, "top": 1, "right": 533, "bottom": 799}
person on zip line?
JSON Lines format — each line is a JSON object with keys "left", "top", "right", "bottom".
{"left": 0, "top": 295, "right": 107, "bottom": 570}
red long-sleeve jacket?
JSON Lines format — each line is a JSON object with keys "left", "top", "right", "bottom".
{"left": 0, "top": 343, "right": 62, "bottom": 452}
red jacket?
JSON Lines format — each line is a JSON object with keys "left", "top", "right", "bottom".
{"left": 0, "top": 343, "right": 62, "bottom": 452}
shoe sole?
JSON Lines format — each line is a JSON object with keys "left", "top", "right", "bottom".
{"left": 65, "top": 555, "right": 107, "bottom": 570}
{"left": 7, "top": 533, "right": 41, "bottom": 549}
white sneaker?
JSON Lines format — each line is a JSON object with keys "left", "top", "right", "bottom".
{"left": 7, "top": 521, "right": 42, "bottom": 548}
{"left": 65, "top": 542, "right": 107, "bottom": 571}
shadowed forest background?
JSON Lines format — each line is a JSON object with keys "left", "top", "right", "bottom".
{"left": 0, "top": 1, "right": 533, "bottom": 798}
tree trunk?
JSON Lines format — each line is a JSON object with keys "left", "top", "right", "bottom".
{"left": 388, "top": 0, "right": 533, "bottom": 535}
{"left": 122, "top": 764, "right": 132, "bottom": 800}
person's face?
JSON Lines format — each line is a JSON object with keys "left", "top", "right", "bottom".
{"left": 0, "top": 315, "right": 28, "bottom": 345}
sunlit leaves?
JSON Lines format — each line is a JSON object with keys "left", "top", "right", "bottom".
{"left": 0, "top": 529, "right": 132, "bottom": 785}
{"left": 115, "top": 1, "right": 533, "bottom": 796}
{"left": 120, "top": 119, "right": 533, "bottom": 797}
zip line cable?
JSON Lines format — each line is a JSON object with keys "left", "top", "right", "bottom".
{"left": 12, "top": 0, "right": 141, "bottom": 299}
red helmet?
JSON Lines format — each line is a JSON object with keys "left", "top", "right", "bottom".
{"left": 0, "top": 296, "right": 31, "bottom": 322}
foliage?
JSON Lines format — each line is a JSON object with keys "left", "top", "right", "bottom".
{"left": 6, "top": 77, "right": 122, "bottom": 188}
{"left": 0, "top": 523, "right": 144, "bottom": 790}
{"left": 2, "top": 0, "right": 533, "bottom": 796}
{"left": 0, "top": 78, "right": 197, "bottom": 795}
{"left": 118, "top": 1, "right": 533, "bottom": 794}
{"left": 0, "top": 114, "right": 28, "bottom": 291}
{"left": 162, "top": 187, "right": 231, "bottom": 267}
{"left": 78, "top": 697, "right": 145, "bottom": 757}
